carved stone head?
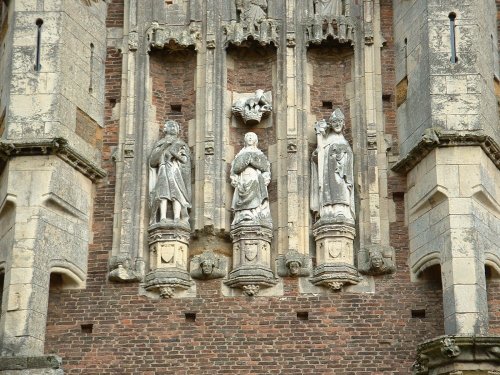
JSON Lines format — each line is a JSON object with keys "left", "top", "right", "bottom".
{"left": 162, "top": 120, "right": 180, "bottom": 136}
{"left": 329, "top": 108, "right": 345, "bottom": 133}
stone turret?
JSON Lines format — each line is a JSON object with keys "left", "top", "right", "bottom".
{"left": 0, "top": 0, "right": 107, "bottom": 371}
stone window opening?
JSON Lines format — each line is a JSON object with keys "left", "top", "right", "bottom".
{"left": 34, "top": 18, "right": 43, "bottom": 71}
{"left": 0, "top": 270, "right": 4, "bottom": 316}
{"left": 449, "top": 12, "right": 458, "bottom": 63}
{"left": 89, "top": 42, "right": 94, "bottom": 93}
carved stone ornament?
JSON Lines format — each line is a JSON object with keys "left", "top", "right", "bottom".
{"left": 232, "top": 90, "right": 272, "bottom": 126}
{"left": 190, "top": 251, "right": 227, "bottom": 280}
{"left": 128, "top": 30, "right": 138, "bottom": 51}
{"left": 225, "top": 133, "right": 277, "bottom": 295}
{"left": 310, "top": 109, "right": 360, "bottom": 291}
{"left": 223, "top": 0, "right": 278, "bottom": 47}
{"left": 305, "top": 0, "right": 355, "bottom": 46}
{"left": 441, "top": 337, "right": 461, "bottom": 358}
{"left": 108, "top": 253, "right": 144, "bottom": 282}
{"left": 276, "top": 250, "right": 311, "bottom": 277}
{"left": 145, "top": 120, "right": 193, "bottom": 298}
{"left": 412, "top": 335, "right": 500, "bottom": 375}
{"left": 358, "top": 244, "right": 396, "bottom": 276}
{"left": 146, "top": 22, "right": 200, "bottom": 51}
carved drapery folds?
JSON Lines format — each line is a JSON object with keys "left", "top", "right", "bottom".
{"left": 144, "top": 120, "right": 193, "bottom": 298}
{"left": 309, "top": 109, "right": 360, "bottom": 290}
{"left": 232, "top": 90, "right": 273, "bottom": 126}
{"left": 305, "top": 0, "right": 354, "bottom": 46}
{"left": 225, "top": 132, "right": 277, "bottom": 295}
{"left": 224, "top": 0, "right": 278, "bottom": 47}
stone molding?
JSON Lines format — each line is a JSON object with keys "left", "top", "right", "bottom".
{"left": 304, "top": 16, "right": 355, "bottom": 46}
{"left": 412, "top": 336, "right": 500, "bottom": 375}
{"left": 223, "top": 19, "right": 280, "bottom": 48}
{"left": 0, "top": 355, "right": 62, "bottom": 371}
{"left": 392, "top": 131, "right": 500, "bottom": 174}
{"left": 146, "top": 22, "right": 201, "bottom": 51}
{"left": 0, "top": 138, "right": 106, "bottom": 182}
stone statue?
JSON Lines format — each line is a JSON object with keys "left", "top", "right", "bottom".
{"left": 310, "top": 108, "right": 354, "bottom": 223}
{"left": 230, "top": 132, "right": 271, "bottom": 226}
{"left": 314, "top": 0, "right": 342, "bottom": 17}
{"left": 149, "top": 120, "right": 191, "bottom": 225}
{"left": 232, "top": 90, "right": 272, "bottom": 126}
{"left": 236, "top": 0, "right": 268, "bottom": 27}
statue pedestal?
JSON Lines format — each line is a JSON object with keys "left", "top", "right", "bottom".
{"left": 310, "top": 222, "right": 361, "bottom": 290}
{"left": 144, "top": 224, "right": 192, "bottom": 298}
{"left": 224, "top": 224, "right": 277, "bottom": 296}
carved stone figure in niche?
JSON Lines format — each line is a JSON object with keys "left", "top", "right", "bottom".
{"left": 190, "top": 251, "right": 226, "bottom": 280}
{"left": 236, "top": 0, "right": 268, "bottom": 28}
{"left": 310, "top": 108, "right": 354, "bottom": 224}
{"left": 230, "top": 132, "right": 271, "bottom": 227}
{"left": 149, "top": 120, "right": 191, "bottom": 225}
{"left": 359, "top": 245, "right": 396, "bottom": 276}
{"left": 232, "top": 90, "right": 272, "bottom": 126}
{"left": 314, "top": 0, "right": 342, "bottom": 17}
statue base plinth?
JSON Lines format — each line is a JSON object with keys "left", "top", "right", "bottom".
{"left": 310, "top": 263, "right": 361, "bottom": 290}
{"left": 146, "top": 223, "right": 191, "bottom": 298}
{"left": 226, "top": 224, "right": 276, "bottom": 295}
{"left": 311, "top": 222, "right": 359, "bottom": 291}
{"left": 144, "top": 268, "right": 192, "bottom": 298}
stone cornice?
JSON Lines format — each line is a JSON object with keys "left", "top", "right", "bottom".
{"left": 392, "top": 130, "right": 500, "bottom": 174}
{"left": 0, "top": 138, "right": 106, "bottom": 182}
{"left": 412, "top": 335, "right": 500, "bottom": 374}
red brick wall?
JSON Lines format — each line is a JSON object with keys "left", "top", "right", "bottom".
{"left": 308, "top": 45, "right": 353, "bottom": 144}
{"left": 150, "top": 48, "right": 196, "bottom": 141}
{"left": 43, "top": 3, "right": 450, "bottom": 374}
{"left": 227, "top": 44, "right": 276, "bottom": 155}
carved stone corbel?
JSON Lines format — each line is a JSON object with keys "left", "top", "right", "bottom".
{"left": 358, "top": 244, "right": 396, "bottom": 276}
{"left": 108, "top": 253, "right": 144, "bottom": 282}
{"left": 276, "top": 250, "right": 311, "bottom": 277}
{"left": 190, "top": 251, "right": 226, "bottom": 280}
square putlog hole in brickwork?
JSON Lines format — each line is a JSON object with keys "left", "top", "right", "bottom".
{"left": 297, "top": 311, "right": 309, "bottom": 320}
{"left": 411, "top": 309, "right": 426, "bottom": 319}
{"left": 170, "top": 104, "right": 182, "bottom": 113}
{"left": 81, "top": 324, "right": 93, "bottom": 334}
{"left": 185, "top": 312, "right": 196, "bottom": 322}
{"left": 322, "top": 101, "right": 333, "bottom": 109}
